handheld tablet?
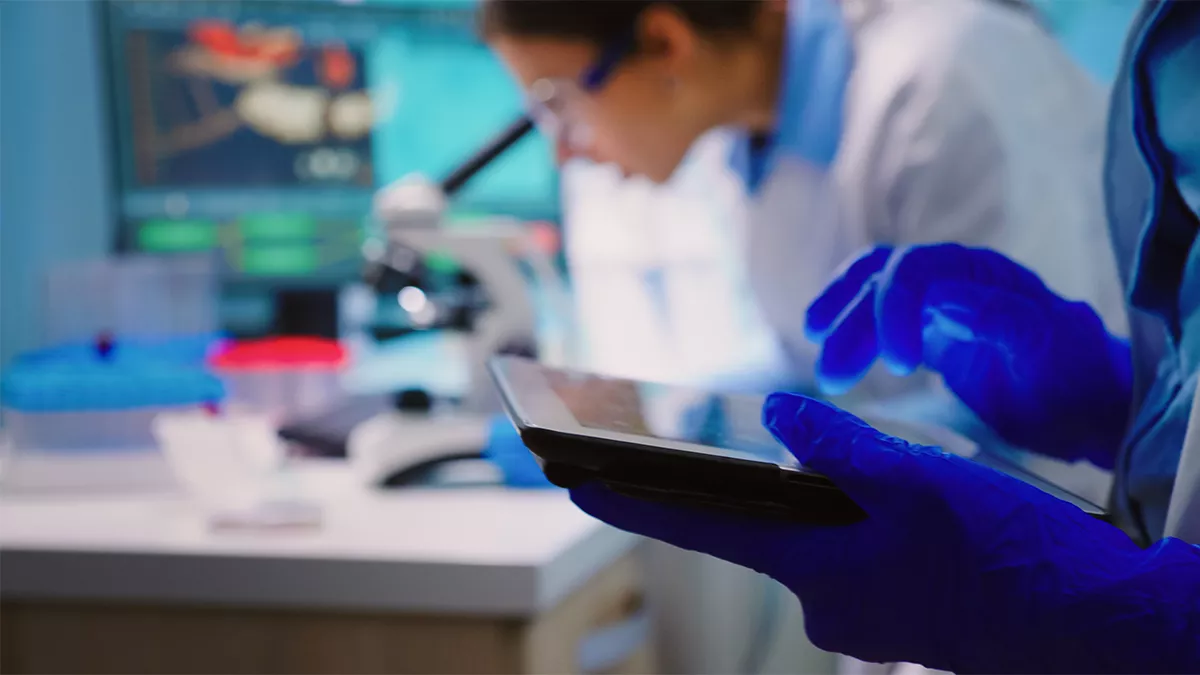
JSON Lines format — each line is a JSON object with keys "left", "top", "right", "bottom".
{"left": 488, "top": 356, "right": 1108, "bottom": 524}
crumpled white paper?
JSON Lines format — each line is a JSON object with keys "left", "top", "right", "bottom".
{"left": 153, "top": 409, "right": 321, "bottom": 530}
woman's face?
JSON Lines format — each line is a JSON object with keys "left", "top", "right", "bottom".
{"left": 490, "top": 32, "right": 713, "bottom": 184}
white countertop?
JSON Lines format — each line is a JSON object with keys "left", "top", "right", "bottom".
{"left": 0, "top": 462, "right": 636, "bottom": 616}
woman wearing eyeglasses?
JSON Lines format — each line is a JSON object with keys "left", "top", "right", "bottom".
{"left": 481, "top": 0, "right": 1127, "bottom": 396}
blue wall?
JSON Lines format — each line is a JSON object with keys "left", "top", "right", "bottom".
{"left": 1, "top": 0, "right": 114, "bottom": 371}
{"left": 1032, "top": 0, "right": 1141, "bottom": 85}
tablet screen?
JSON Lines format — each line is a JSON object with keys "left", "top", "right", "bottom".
{"left": 495, "top": 357, "right": 1106, "bottom": 517}
{"left": 543, "top": 370, "right": 798, "bottom": 468}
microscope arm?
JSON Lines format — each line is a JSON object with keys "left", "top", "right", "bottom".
{"left": 395, "top": 224, "right": 570, "bottom": 413}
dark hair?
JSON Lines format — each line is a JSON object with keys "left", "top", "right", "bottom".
{"left": 479, "top": 0, "right": 765, "bottom": 46}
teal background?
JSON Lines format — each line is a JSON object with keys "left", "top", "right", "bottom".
{"left": 0, "top": 0, "right": 1149, "bottom": 377}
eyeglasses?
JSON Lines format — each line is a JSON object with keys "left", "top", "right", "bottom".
{"left": 528, "top": 33, "right": 634, "bottom": 152}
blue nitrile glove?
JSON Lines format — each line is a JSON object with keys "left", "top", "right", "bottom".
{"left": 571, "top": 394, "right": 1200, "bottom": 674}
{"left": 806, "top": 244, "right": 1132, "bottom": 469}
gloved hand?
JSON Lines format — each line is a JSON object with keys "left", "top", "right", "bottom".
{"left": 572, "top": 394, "right": 1200, "bottom": 674}
{"left": 806, "top": 244, "right": 1132, "bottom": 469}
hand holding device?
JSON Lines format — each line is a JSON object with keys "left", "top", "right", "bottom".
{"left": 572, "top": 393, "right": 1200, "bottom": 674}
{"left": 806, "top": 243, "right": 1132, "bottom": 468}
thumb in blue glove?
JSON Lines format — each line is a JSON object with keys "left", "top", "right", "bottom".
{"left": 806, "top": 243, "right": 1132, "bottom": 468}
{"left": 571, "top": 393, "right": 1200, "bottom": 674}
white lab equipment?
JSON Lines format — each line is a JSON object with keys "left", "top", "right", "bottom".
{"left": 347, "top": 405, "right": 494, "bottom": 487}
{"left": 346, "top": 173, "right": 575, "bottom": 486}
{"left": 369, "top": 174, "right": 576, "bottom": 410}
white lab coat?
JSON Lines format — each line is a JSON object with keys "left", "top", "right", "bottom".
{"left": 743, "top": 0, "right": 1128, "bottom": 396}
{"left": 566, "top": 0, "right": 1127, "bottom": 394}
{"left": 562, "top": 137, "right": 783, "bottom": 387}
{"left": 1168, "top": 396, "right": 1200, "bottom": 543}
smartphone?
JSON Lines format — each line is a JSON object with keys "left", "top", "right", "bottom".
{"left": 488, "top": 356, "right": 1108, "bottom": 525}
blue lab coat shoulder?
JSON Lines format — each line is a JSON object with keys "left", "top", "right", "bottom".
{"left": 1105, "top": 0, "right": 1200, "bottom": 541}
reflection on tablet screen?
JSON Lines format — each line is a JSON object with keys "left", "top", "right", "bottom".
{"left": 540, "top": 367, "right": 1104, "bottom": 516}
{"left": 544, "top": 370, "right": 796, "bottom": 467}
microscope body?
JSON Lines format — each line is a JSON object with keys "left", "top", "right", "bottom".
{"left": 349, "top": 174, "right": 571, "bottom": 485}
{"left": 365, "top": 174, "right": 561, "bottom": 412}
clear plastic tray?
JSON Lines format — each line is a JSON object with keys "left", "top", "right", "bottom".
{"left": 3, "top": 406, "right": 180, "bottom": 451}
{"left": 0, "top": 405, "right": 198, "bottom": 493}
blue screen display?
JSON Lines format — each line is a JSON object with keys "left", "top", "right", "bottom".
{"left": 105, "top": 0, "right": 559, "bottom": 285}
{"left": 120, "top": 25, "right": 374, "bottom": 188}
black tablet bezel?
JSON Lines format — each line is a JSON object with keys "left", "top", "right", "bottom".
{"left": 488, "top": 355, "right": 1109, "bottom": 521}
{"left": 489, "top": 355, "right": 821, "bottom": 473}
{"left": 489, "top": 355, "right": 871, "bottom": 524}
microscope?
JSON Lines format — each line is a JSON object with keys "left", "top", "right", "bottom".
{"left": 346, "top": 115, "right": 576, "bottom": 486}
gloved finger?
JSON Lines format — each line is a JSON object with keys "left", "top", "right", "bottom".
{"left": 569, "top": 482, "right": 798, "bottom": 575}
{"left": 874, "top": 244, "right": 1057, "bottom": 374}
{"left": 806, "top": 246, "right": 893, "bottom": 341}
{"left": 762, "top": 393, "right": 913, "bottom": 511}
{"left": 920, "top": 280, "right": 1043, "bottom": 371}
{"left": 874, "top": 244, "right": 976, "bottom": 375}
{"left": 814, "top": 283, "right": 880, "bottom": 395}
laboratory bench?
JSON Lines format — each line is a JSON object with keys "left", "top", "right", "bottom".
{"left": 0, "top": 462, "right": 652, "bottom": 674}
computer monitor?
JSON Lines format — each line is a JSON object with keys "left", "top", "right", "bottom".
{"left": 102, "top": 0, "right": 558, "bottom": 335}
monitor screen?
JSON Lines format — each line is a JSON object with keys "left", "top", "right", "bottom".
{"left": 104, "top": 0, "right": 558, "bottom": 285}
{"left": 120, "top": 23, "right": 375, "bottom": 190}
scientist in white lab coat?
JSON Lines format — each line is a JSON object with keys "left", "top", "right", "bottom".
{"left": 482, "top": 0, "right": 1126, "bottom": 394}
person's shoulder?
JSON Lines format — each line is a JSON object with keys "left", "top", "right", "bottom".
{"left": 841, "top": 1, "right": 983, "bottom": 145}
{"left": 842, "top": 1, "right": 983, "bottom": 140}
{"left": 848, "top": 0, "right": 971, "bottom": 75}
{"left": 848, "top": 0, "right": 1084, "bottom": 104}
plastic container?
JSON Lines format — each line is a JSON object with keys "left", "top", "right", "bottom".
{"left": 0, "top": 338, "right": 225, "bottom": 493}
{"left": 208, "top": 337, "right": 349, "bottom": 421}
{"left": 5, "top": 406, "right": 196, "bottom": 452}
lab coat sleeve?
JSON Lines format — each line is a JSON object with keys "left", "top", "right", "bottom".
{"left": 1168, "top": 380, "right": 1200, "bottom": 544}
{"left": 860, "top": 58, "right": 1008, "bottom": 249}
